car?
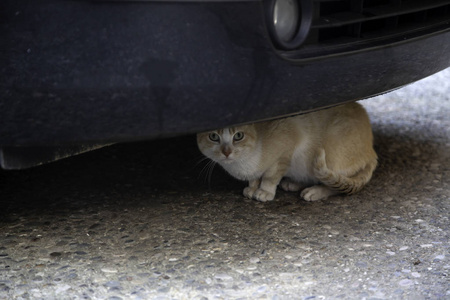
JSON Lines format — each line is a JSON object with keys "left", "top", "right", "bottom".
{"left": 1, "top": 0, "right": 450, "bottom": 169}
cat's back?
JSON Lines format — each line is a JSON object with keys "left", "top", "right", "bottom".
{"left": 253, "top": 117, "right": 300, "bottom": 159}
{"left": 291, "top": 102, "right": 372, "bottom": 133}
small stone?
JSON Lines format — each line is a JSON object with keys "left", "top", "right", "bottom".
{"left": 386, "top": 251, "right": 396, "bottom": 256}
{"left": 398, "top": 279, "right": 413, "bottom": 287}
{"left": 104, "top": 281, "right": 121, "bottom": 288}
{"left": 412, "top": 149, "right": 421, "bottom": 157}
{"left": 50, "top": 252, "right": 62, "bottom": 258}
{"left": 411, "top": 272, "right": 421, "bottom": 278}
{"left": 420, "top": 244, "right": 433, "bottom": 248}
{"left": 257, "top": 285, "right": 267, "bottom": 293}
{"left": 249, "top": 257, "right": 260, "bottom": 264}
{"left": 399, "top": 246, "right": 409, "bottom": 251}
{"left": 434, "top": 255, "right": 445, "bottom": 260}
{"left": 214, "top": 273, "right": 233, "bottom": 281}
{"left": 168, "top": 258, "right": 178, "bottom": 262}
{"left": 101, "top": 268, "right": 118, "bottom": 273}
{"left": 55, "top": 284, "right": 71, "bottom": 293}
{"left": 429, "top": 163, "right": 440, "bottom": 170}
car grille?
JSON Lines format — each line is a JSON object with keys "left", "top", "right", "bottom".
{"left": 284, "top": 0, "right": 450, "bottom": 60}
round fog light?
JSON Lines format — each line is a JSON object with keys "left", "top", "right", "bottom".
{"left": 273, "top": 0, "right": 299, "bottom": 42}
{"left": 265, "top": 0, "right": 313, "bottom": 50}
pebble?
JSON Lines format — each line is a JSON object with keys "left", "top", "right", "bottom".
{"left": 398, "top": 279, "right": 414, "bottom": 287}
{"left": 411, "top": 272, "right": 421, "bottom": 278}
{"left": 214, "top": 273, "right": 233, "bottom": 281}
{"left": 420, "top": 244, "right": 433, "bottom": 248}
{"left": 55, "top": 284, "right": 72, "bottom": 293}
{"left": 434, "top": 255, "right": 445, "bottom": 260}
{"left": 386, "top": 251, "right": 396, "bottom": 256}
{"left": 101, "top": 268, "right": 118, "bottom": 273}
{"left": 399, "top": 246, "right": 409, "bottom": 251}
{"left": 257, "top": 285, "right": 268, "bottom": 293}
{"left": 249, "top": 257, "right": 260, "bottom": 264}
{"left": 104, "top": 281, "right": 121, "bottom": 288}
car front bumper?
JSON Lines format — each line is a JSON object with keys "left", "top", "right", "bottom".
{"left": 1, "top": 0, "right": 450, "bottom": 168}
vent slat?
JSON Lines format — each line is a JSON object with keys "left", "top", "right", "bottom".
{"left": 364, "top": 0, "right": 450, "bottom": 17}
{"left": 312, "top": 0, "right": 450, "bottom": 29}
{"left": 284, "top": 0, "right": 450, "bottom": 60}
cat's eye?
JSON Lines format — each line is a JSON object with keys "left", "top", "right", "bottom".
{"left": 208, "top": 133, "right": 220, "bottom": 142}
{"left": 233, "top": 132, "right": 244, "bottom": 141}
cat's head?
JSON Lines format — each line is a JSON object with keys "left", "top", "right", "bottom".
{"left": 197, "top": 125, "right": 258, "bottom": 164}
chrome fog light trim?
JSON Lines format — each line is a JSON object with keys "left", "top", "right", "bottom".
{"left": 266, "top": 0, "right": 313, "bottom": 50}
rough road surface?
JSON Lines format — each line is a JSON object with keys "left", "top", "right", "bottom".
{"left": 1, "top": 69, "right": 449, "bottom": 299}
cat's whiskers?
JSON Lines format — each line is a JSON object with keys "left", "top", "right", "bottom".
{"left": 195, "top": 156, "right": 210, "bottom": 167}
{"left": 198, "top": 158, "right": 217, "bottom": 187}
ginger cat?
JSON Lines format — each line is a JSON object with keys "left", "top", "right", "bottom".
{"left": 197, "top": 102, "right": 377, "bottom": 202}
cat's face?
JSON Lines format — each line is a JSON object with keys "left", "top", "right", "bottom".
{"left": 197, "top": 125, "right": 258, "bottom": 165}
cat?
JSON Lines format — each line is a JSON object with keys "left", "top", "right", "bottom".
{"left": 197, "top": 102, "right": 377, "bottom": 202}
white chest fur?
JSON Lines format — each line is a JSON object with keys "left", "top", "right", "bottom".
{"left": 220, "top": 143, "right": 263, "bottom": 181}
{"left": 285, "top": 141, "right": 315, "bottom": 183}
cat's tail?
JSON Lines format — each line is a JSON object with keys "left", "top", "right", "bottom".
{"left": 313, "top": 149, "right": 377, "bottom": 195}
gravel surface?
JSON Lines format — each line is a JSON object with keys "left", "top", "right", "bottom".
{"left": 1, "top": 69, "right": 449, "bottom": 299}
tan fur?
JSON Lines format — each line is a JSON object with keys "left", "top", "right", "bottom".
{"left": 197, "top": 102, "right": 377, "bottom": 202}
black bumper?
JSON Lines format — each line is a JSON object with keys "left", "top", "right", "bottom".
{"left": 1, "top": 0, "right": 450, "bottom": 149}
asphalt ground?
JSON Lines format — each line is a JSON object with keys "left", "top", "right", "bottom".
{"left": 0, "top": 69, "right": 449, "bottom": 299}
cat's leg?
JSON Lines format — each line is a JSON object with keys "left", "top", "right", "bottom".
{"left": 243, "top": 179, "right": 261, "bottom": 199}
{"left": 280, "top": 178, "right": 302, "bottom": 192}
{"left": 252, "top": 164, "right": 287, "bottom": 202}
{"left": 253, "top": 180, "right": 278, "bottom": 202}
{"left": 300, "top": 185, "right": 339, "bottom": 201}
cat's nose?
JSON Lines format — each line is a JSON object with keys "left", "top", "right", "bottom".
{"left": 221, "top": 146, "right": 232, "bottom": 158}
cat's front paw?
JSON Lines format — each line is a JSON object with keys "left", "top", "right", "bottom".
{"left": 253, "top": 189, "right": 275, "bottom": 202}
{"left": 300, "top": 185, "right": 335, "bottom": 201}
{"left": 243, "top": 187, "right": 256, "bottom": 199}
